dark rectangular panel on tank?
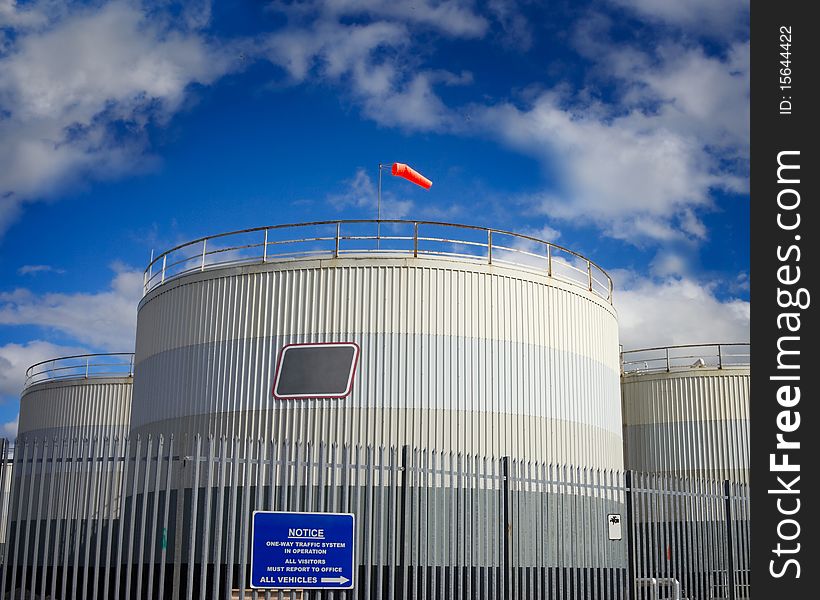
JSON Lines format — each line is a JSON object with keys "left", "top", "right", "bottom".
{"left": 273, "top": 343, "right": 359, "bottom": 399}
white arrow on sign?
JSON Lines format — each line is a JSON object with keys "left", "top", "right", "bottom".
{"left": 320, "top": 576, "right": 350, "bottom": 585}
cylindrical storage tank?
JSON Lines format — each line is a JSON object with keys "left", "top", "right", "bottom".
{"left": 132, "top": 221, "right": 623, "bottom": 469}
{"left": 621, "top": 343, "right": 750, "bottom": 483}
{"left": 18, "top": 353, "right": 134, "bottom": 441}
{"left": 7, "top": 353, "right": 134, "bottom": 553}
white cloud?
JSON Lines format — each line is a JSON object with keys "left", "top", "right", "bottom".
{"left": 486, "top": 0, "right": 533, "bottom": 49}
{"left": 0, "top": 339, "right": 87, "bottom": 397}
{"left": 472, "top": 30, "right": 748, "bottom": 244}
{"left": 0, "top": 263, "right": 143, "bottom": 350}
{"left": 607, "top": 0, "right": 749, "bottom": 35}
{"left": 0, "top": 0, "right": 238, "bottom": 235}
{"left": 263, "top": 3, "right": 472, "bottom": 132}
{"left": 613, "top": 270, "right": 750, "bottom": 350}
{"left": 274, "top": 0, "right": 488, "bottom": 39}
{"left": 589, "top": 39, "right": 751, "bottom": 158}
{"left": 476, "top": 93, "right": 734, "bottom": 243}
{"left": 0, "top": 0, "right": 51, "bottom": 29}
{"left": 17, "top": 264, "right": 64, "bottom": 275}
{"left": 2, "top": 416, "right": 18, "bottom": 438}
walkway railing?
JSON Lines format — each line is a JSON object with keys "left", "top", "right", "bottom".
{"left": 143, "top": 221, "right": 614, "bottom": 303}
{"left": 621, "top": 343, "right": 750, "bottom": 375}
{"left": 24, "top": 353, "right": 135, "bottom": 389}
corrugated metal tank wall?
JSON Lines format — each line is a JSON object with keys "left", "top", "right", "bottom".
{"left": 132, "top": 256, "right": 623, "bottom": 469}
{"left": 12, "top": 363, "right": 132, "bottom": 521}
{"left": 621, "top": 368, "right": 750, "bottom": 483}
{"left": 18, "top": 377, "right": 132, "bottom": 441}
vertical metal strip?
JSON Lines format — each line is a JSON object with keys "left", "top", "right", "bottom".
{"left": 113, "top": 437, "right": 133, "bottom": 600}
{"left": 7, "top": 438, "right": 29, "bottom": 593}
{"left": 147, "top": 436, "right": 166, "bottom": 597}
{"left": 186, "top": 435, "right": 202, "bottom": 600}
{"left": 71, "top": 437, "right": 95, "bottom": 600}
{"left": 0, "top": 440, "right": 10, "bottom": 579}
{"left": 237, "top": 438, "right": 254, "bottom": 600}
{"left": 81, "top": 438, "right": 104, "bottom": 598}
{"left": 94, "top": 437, "right": 117, "bottom": 600}
{"left": 376, "top": 445, "right": 386, "bottom": 600}
{"left": 211, "top": 438, "right": 228, "bottom": 600}
{"left": 171, "top": 436, "right": 187, "bottom": 600}
{"left": 38, "top": 440, "right": 60, "bottom": 600}
{"left": 135, "top": 436, "right": 155, "bottom": 600}
{"left": 724, "top": 480, "right": 736, "bottom": 600}
{"left": 340, "top": 444, "right": 350, "bottom": 600}
{"left": 19, "top": 441, "right": 39, "bottom": 599}
{"left": 199, "top": 437, "right": 216, "bottom": 600}
{"left": 27, "top": 439, "right": 48, "bottom": 600}
{"left": 124, "top": 436, "right": 144, "bottom": 600}
{"left": 157, "top": 436, "right": 176, "bottom": 600}
{"left": 225, "top": 438, "right": 242, "bottom": 598}
{"left": 448, "top": 452, "right": 456, "bottom": 600}
{"left": 363, "top": 445, "right": 374, "bottom": 600}
{"left": 430, "top": 450, "right": 438, "bottom": 600}
{"left": 6, "top": 440, "right": 28, "bottom": 598}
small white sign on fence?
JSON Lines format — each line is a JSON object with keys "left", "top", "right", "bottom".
{"left": 608, "top": 513, "right": 622, "bottom": 540}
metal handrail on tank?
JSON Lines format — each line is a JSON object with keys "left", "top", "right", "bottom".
{"left": 142, "top": 220, "right": 614, "bottom": 303}
{"left": 621, "top": 343, "right": 750, "bottom": 375}
{"left": 24, "top": 353, "right": 135, "bottom": 389}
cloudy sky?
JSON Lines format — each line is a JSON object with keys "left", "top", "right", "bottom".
{"left": 0, "top": 0, "right": 749, "bottom": 436}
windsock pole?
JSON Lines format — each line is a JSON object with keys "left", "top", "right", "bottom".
{"left": 376, "top": 161, "right": 433, "bottom": 248}
{"left": 377, "top": 163, "right": 386, "bottom": 248}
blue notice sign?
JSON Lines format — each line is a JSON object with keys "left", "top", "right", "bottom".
{"left": 251, "top": 511, "right": 355, "bottom": 590}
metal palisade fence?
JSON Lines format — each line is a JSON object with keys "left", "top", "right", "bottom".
{"left": 0, "top": 436, "right": 749, "bottom": 600}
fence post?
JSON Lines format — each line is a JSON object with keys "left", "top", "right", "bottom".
{"left": 724, "top": 480, "right": 737, "bottom": 600}
{"left": 399, "top": 445, "right": 410, "bottom": 597}
{"left": 501, "top": 456, "right": 511, "bottom": 599}
{"left": 625, "top": 471, "right": 636, "bottom": 600}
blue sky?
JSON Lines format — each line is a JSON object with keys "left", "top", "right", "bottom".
{"left": 0, "top": 0, "right": 750, "bottom": 436}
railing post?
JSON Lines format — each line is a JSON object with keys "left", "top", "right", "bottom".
{"left": 724, "top": 480, "right": 737, "bottom": 600}
{"left": 200, "top": 239, "right": 207, "bottom": 271}
{"left": 413, "top": 223, "right": 418, "bottom": 258}
{"left": 334, "top": 223, "right": 340, "bottom": 258}
{"left": 161, "top": 255, "right": 167, "bottom": 284}
{"left": 147, "top": 249, "right": 153, "bottom": 294}
{"left": 665, "top": 347, "right": 670, "bottom": 372}
{"left": 85, "top": 358, "right": 89, "bottom": 379}
{"left": 547, "top": 244, "right": 552, "bottom": 277}
{"left": 609, "top": 277, "right": 614, "bottom": 304}
{"left": 718, "top": 345, "right": 723, "bottom": 369}
{"left": 143, "top": 271, "right": 148, "bottom": 295}
{"left": 263, "top": 229, "right": 269, "bottom": 263}
{"left": 587, "top": 260, "right": 593, "bottom": 291}
{"left": 488, "top": 230, "right": 493, "bottom": 265}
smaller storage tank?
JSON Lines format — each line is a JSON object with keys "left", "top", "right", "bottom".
{"left": 18, "top": 353, "right": 133, "bottom": 441}
{"left": 8, "top": 354, "right": 134, "bottom": 530}
{"left": 621, "top": 343, "right": 750, "bottom": 483}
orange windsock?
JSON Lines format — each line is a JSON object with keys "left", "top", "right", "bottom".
{"left": 391, "top": 163, "right": 432, "bottom": 189}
